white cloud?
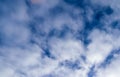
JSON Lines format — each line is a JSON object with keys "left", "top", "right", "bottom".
{"left": 86, "top": 29, "right": 120, "bottom": 64}
{"left": 0, "top": 0, "right": 120, "bottom": 77}
{"left": 49, "top": 38, "right": 84, "bottom": 61}
{"left": 0, "top": 44, "right": 42, "bottom": 77}
{"left": 0, "top": 67, "right": 14, "bottom": 77}
{"left": 96, "top": 56, "right": 120, "bottom": 77}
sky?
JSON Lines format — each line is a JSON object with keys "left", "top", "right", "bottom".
{"left": 0, "top": 0, "right": 120, "bottom": 77}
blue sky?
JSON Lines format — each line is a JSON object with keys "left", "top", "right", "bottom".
{"left": 0, "top": 0, "right": 120, "bottom": 77}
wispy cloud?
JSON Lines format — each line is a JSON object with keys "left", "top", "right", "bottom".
{"left": 0, "top": 0, "right": 120, "bottom": 77}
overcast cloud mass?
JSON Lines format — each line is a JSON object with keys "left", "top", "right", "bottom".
{"left": 0, "top": 0, "right": 120, "bottom": 77}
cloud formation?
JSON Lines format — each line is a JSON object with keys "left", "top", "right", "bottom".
{"left": 0, "top": 0, "right": 120, "bottom": 77}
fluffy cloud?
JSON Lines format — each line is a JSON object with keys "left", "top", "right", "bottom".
{"left": 49, "top": 38, "right": 84, "bottom": 60}
{"left": 86, "top": 29, "right": 120, "bottom": 64}
{"left": 0, "top": 0, "right": 120, "bottom": 77}
{"left": 96, "top": 56, "right": 120, "bottom": 77}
